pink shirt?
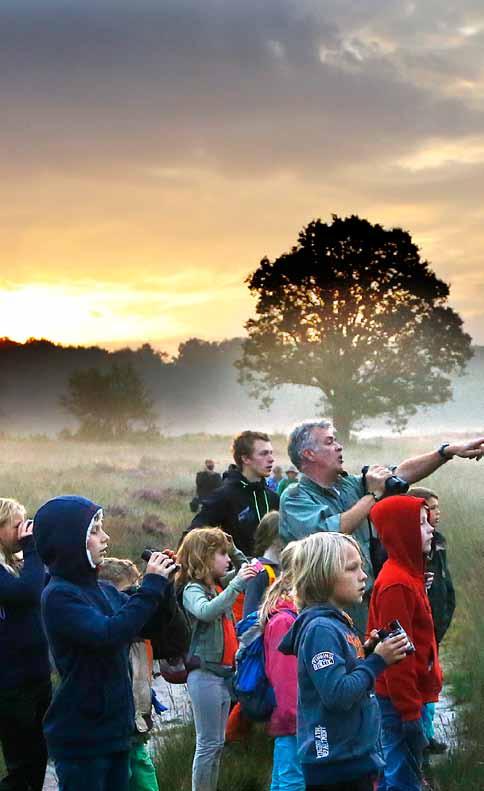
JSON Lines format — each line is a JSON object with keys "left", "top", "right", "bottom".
{"left": 263, "top": 599, "right": 298, "bottom": 737}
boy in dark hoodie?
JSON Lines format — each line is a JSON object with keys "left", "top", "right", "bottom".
{"left": 367, "top": 496, "right": 443, "bottom": 791}
{"left": 34, "top": 495, "right": 177, "bottom": 791}
{"left": 279, "top": 531, "right": 408, "bottom": 791}
{"left": 408, "top": 487, "right": 455, "bottom": 757}
{"left": 189, "top": 431, "right": 279, "bottom": 557}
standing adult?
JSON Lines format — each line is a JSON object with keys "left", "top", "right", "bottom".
{"left": 189, "top": 431, "right": 279, "bottom": 557}
{"left": 195, "top": 460, "right": 222, "bottom": 501}
{"left": 277, "top": 466, "right": 299, "bottom": 496}
{"left": 266, "top": 465, "right": 284, "bottom": 493}
{"left": 279, "top": 419, "right": 484, "bottom": 634}
{"left": 0, "top": 498, "right": 51, "bottom": 791}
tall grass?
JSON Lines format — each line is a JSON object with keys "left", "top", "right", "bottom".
{"left": 427, "top": 464, "right": 484, "bottom": 790}
{"left": 152, "top": 722, "right": 274, "bottom": 791}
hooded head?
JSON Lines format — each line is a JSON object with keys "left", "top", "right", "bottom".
{"left": 34, "top": 495, "right": 103, "bottom": 583}
{"left": 370, "top": 495, "right": 427, "bottom": 576}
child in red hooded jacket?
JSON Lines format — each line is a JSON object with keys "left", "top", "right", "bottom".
{"left": 367, "top": 495, "right": 443, "bottom": 791}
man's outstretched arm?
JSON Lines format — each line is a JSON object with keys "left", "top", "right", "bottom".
{"left": 396, "top": 437, "right": 484, "bottom": 485}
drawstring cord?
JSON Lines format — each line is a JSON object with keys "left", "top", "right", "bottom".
{"left": 253, "top": 489, "right": 269, "bottom": 523}
{"left": 240, "top": 479, "right": 270, "bottom": 522}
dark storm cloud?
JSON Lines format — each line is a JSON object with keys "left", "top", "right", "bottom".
{"left": 2, "top": 0, "right": 484, "bottom": 182}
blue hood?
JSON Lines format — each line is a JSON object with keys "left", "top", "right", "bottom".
{"left": 279, "top": 603, "right": 351, "bottom": 657}
{"left": 34, "top": 495, "right": 101, "bottom": 583}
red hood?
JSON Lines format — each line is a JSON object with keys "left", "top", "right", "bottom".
{"left": 371, "top": 495, "right": 426, "bottom": 576}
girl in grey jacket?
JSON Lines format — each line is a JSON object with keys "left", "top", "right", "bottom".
{"left": 177, "top": 528, "right": 257, "bottom": 791}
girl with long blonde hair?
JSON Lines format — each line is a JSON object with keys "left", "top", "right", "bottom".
{"left": 260, "top": 542, "right": 304, "bottom": 791}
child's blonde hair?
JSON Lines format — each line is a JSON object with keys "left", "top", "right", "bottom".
{"left": 98, "top": 557, "right": 140, "bottom": 590}
{"left": 0, "top": 498, "right": 26, "bottom": 530}
{"left": 0, "top": 498, "right": 27, "bottom": 570}
{"left": 254, "top": 511, "right": 280, "bottom": 557}
{"left": 176, "top": 527, "right": 231, "bottom": 588}
{"left": 259, "top": 541, "right": 297, "bottom": 627}
{"left": 292, "top": 532, "right": 361, "bottom": 609}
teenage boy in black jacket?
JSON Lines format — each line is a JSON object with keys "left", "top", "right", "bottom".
{"left": 189, "top": 431, "right": 279, "bottom": 557}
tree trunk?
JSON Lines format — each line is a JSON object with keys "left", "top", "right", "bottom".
{"left": 328, "top": 397, "right": 353, "bottom": 445}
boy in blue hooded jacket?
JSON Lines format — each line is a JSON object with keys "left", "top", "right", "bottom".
{"left": 34, "top": 495, "right": 178, "bottom": 791}
{"left": 279, "top": 532, "right": 408, "bottom": 791}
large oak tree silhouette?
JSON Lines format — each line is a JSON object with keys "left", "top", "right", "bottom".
{"left": 237, "top": 215, "right": 472, "bottom": 442}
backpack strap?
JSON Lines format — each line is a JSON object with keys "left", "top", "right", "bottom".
{"left": 262, "top": 563, "right": 277, "bottom": 586}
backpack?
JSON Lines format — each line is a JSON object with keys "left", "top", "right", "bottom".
{"left": 150, "top": 585, "right": 191, "bottom": 664}
{"left": 233, "top": 607, "right": 296, "bottom": 722}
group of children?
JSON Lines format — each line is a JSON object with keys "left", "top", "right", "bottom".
{"left": 0, "top": 484, "right": 453, "bottom": 791}
{"left": 174, "top": 488, "right": 452, "bottom": 791}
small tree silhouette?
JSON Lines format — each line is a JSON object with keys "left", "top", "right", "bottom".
{"left": 61, "top": 363, "right": 155, "bottom": 439}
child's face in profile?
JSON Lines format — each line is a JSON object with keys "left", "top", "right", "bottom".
{"left": 0, "top": 510, "right": 24, "bottom": 553}
{"left": 211, "top": 550, "right": 230, "bottom": 580}
{"left": 87, "top": 512, "right": 110, "bottom": 566}
{"left": 425, "top": 497, "right": 440, "bottom": 528}
{"left": 420, "top": 506, "right": 434, "bottom": 555}
{"left": 329, "top": 544, "right": 367, "bottom": 610}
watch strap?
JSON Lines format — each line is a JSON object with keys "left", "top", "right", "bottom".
{"left": 437, "top": 443, "right": 451, "bottom": 460}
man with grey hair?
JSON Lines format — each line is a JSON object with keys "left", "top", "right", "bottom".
{"left": 280, "top": 419, "right": 484, "bottom": 635}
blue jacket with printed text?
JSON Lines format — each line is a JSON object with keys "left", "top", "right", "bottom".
{"left": 279, "top": 603, "right": 386, "bottom": 786}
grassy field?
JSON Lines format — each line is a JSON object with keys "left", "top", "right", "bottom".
{"left": 1, "top": 433, "right": 483, "bottom": 789}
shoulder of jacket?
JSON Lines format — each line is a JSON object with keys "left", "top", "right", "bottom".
{"left": 268, "top": 608, "right": 297, "bottom": 627}
{"left": 301, "top": 613, "right": 341, "bottom": 639}
{"left": 42, "top": 579, "right": 85, "bottom": 607}
{"left": 183, "top": 581, "right": 210, "bottom": 595}
{"left": 376, "top": 578, "right": 418, "bottom": 596}
{"left": 282, "top": 482, "right": 303, "bottom": 500}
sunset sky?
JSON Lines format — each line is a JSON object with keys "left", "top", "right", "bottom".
{"left": 2, "top": 0, "right": 484, "bottom": 355}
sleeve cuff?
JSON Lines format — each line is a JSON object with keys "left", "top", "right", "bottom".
{"left": 141, "top": 574, "right": 170, "bottom": 596}
{"left": 20, "top": 534, "right": 36, "bottom": 552}
{"left": 363, "top": 653, "right": 387, "bottom": 678}
{"left": 324, "top": 514, "right": 341, "bottom": 533}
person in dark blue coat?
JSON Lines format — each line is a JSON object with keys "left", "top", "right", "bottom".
{"left": 34, "top": 495, "right": 177, "bottom": 791}
{"left": 0, "top": 497, "right": 51, "bottom": 791}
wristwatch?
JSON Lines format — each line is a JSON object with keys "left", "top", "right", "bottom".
{"left": 367, "top": 491, "right": 379, "bottom": 502}
{"left": 437, "top": 443, "right": 452, "bottom": 460}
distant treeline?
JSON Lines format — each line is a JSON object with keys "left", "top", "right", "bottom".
{"left": 1, "top": 337, "right": 483, "bottom": 437}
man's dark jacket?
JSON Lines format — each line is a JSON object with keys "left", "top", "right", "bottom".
{"left": 196, "top": 469, "right": 222, "bottom": 500}
{"left": 189, "top": 468, "right": 279, "bottom": 556}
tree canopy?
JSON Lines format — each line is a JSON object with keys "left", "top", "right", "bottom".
{"left": 237, "top": 214, "right": 473, "bottom": 441}
{"left": 60, "top": 362, "right": 155, "bottom": 438}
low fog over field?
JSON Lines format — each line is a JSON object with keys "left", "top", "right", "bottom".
{"left": 1, "top": 337, "right": 483, "bottom": 437}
